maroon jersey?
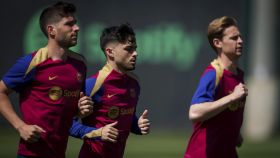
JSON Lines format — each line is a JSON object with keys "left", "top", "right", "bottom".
{"left": 2, "top": 47, "right": 86, "bottom": 158}
{"left": 185, "top": 60, "right": 246, "bottom": 158}
{"left": 79, "top": 64, "right": 140, "bottom": 158}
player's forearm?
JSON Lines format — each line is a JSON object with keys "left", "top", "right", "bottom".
{"left": 189, "top": 93, "right": 236, "bottom": 122}
{"left": 0, "top": 92, "right": 25, "bottom": 130}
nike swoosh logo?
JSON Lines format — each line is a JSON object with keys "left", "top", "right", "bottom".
{"left": 49, "top": 76, "right": 58, "bottom": 80}
{"left": 107, "top": 94, "right": 117, "bottom": 98}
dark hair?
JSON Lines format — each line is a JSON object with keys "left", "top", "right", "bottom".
{"left": 39, "top": 1, "right": 76, "bottom": 37}
{"left": 100, "top": 23, "right": 136, "bottom": 52}
{"left": 207, "top": 16, "right": 237, "bottom": 52}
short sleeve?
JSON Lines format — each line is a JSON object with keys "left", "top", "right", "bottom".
{"left": 85, "top": 77, "right": 96, "bottom": 96}
{"left": 69, "top": 117, "right": 98, "bottom": 139}
{"left": 86, "top": 76, "right": 103, "bottom": 104}
{"left": 190, "top": 70, "right": 216, "bottom": 105}
{"left": 2, "top": 54, "right": 34, "bottom": 92}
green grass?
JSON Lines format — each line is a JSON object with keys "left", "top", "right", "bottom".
{"left": 124, "top": 132, "right": 187, "bottom": 158}
{"left": 238, "top": 137, "right": 280, "bottom": 158}
{"left": 1, "top": 127, "right": 280, "bottom": 158}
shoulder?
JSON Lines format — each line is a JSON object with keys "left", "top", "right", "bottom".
{"left": 190, "top": 66, "right": 217, "bottom": 104}
{"left": 1, "top": 53, "right": 36, "bottom": 91}
{"left": 6, "top": 53, "right": 35, "bottom": 75}
{"left": 197, "top": 59, "right": 226, "bottom": 88}
{"left": 86, "top": 74, "right": 98, "bottom": 85}
{"left": 67, "top": 51, "right": 86, "bottom": 64}
{"left": 126, "top": 72, "right": 140, "bottom": 93}
{"left": 16, "top": 53, "right": 34, "bottom": 65}
{"left": 31, "top": 47, "right": 49, "bottom": 64}
{"left": 85, "top": 73, "right": 99, "bottom": 97}
{"left": 200, "top": 66, "right": 216, "bottom": 82}
{"left": 126, "top": 72, "right": 139, "bottom": 83}
{"left": 23, "top": 47, "right": 49, "bottom": 75}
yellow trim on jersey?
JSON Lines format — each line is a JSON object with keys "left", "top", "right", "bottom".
{"left": 89, "top": 64, "right": 113, "bottom": 97}
{"left": 210, "top": 59, "right": 224, "bottom": 87}
{"left": 25, "top": 48, "right": 85, "bottom": 77}
{"left": 25, "top": 47, "right": 49, "bottom": 76}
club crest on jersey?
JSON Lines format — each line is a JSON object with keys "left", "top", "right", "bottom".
{"left": 227, "top": 90, "right": 245, "bottom": 111}
{"left": 130, "top": 88, "right": 136, "bottom": 98}
{"left": 107, "top": 106, "right": 120, "bottom": 119}
{"left": 77, "top": 72, "right": 83, "bottom": 82}
{"left": 49, "top": 86, "right": 63, "bottom": 101}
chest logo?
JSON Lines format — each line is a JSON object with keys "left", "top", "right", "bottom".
{"left": 107, "top": 93, "right": 117, "bottom": 98}
{"left": 227, "top": 90, "right": 245, "bottom": 111}
{"left": 49, "top": 86, "right": 63, "bottom": 101}
{"left": 77, "top": 72, "right": 83, "bottom": 83}
{"left": 107, "top": 106, "right": 120, "bottom": 119}
{"left": 48, "top": 75, "right": 58, "bottom": 81}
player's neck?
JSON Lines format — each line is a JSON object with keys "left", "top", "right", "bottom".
{"left": 46, "top": 41, "right": 68, "bottom": 61}
{"left": 106, "top": 61, "right": 127, "bottom": 74}
{"left": 217, "top": 55, "right": 238, "bottom": 74}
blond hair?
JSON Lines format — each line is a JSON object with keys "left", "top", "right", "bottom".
{"left": 207, "top": 16, "right": 237, "bottom": 52}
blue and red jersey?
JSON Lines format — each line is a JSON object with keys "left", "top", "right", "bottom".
{"left": 2, "top": 47, "right": 86, "bottom": 158}
{"left": 70, "top": 64, "right": 141, "bottom": 158}
{"left": 184, "top": 60, "right": 246, "bottom": 158}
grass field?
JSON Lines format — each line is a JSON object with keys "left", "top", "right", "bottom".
{"left": 1, "top": 128, "right": 280, "bottom": 158}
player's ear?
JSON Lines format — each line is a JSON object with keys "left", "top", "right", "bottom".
{"left": 105, "top": 48, "right": 114, "bottom": 58}
{"left": 47, "top": 25, "right": 56, "bottom": 37}
{"left": 213, "top": 38, "right": 222, "bottom": 49}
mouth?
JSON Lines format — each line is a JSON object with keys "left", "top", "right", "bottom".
{"left": 130, "top": 58, "right": 136, "bottom": 64}
{"left": 236, "top": 47, "right": 243, "bottom": 52}
{"left": 71, "top": 33, "right": 78, "bottom": 39}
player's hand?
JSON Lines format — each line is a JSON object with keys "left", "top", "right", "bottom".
{"left": 230, "top": 83, "right": 248, "bottom": 101}
{"left": 17, "top": 123, "right": 46, "bottom": 143}
{"left": 138, "top": 109, "right": 150, "bottom": 135}
{"left": 78, "top": 92, "right": 94, "bottom": 118}
{"left": 101, "top": 121, "right": 119, "bottom": 143}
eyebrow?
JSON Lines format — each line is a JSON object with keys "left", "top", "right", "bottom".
{"left": 64, "top": 18, "right": 77, "bottom": 25}
{"left": 125, "top": 44, "right": 137, "bottom": 48}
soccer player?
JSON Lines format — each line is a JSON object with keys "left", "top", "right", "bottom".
{"left": 184, "top": 16, "right": 248, "bottom": 158}
{"left": 70, "top": 23, "right": 150, "bottom": 158}
{"left": 0, "top": 1, "right": 93, "bottom": 158}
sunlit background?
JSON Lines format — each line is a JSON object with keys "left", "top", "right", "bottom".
{"left": 0, "top": 0, "right": 279, "bottom": 157}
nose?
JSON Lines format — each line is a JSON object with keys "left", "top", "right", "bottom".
{"left": 238, "top": 36, "right": 243, "bottom": 44}
{"left": 133, "top": 51, "right": 138, "bottom": 57}
{"left": 74, "top": 24, "right": 79, "bottom": 32}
